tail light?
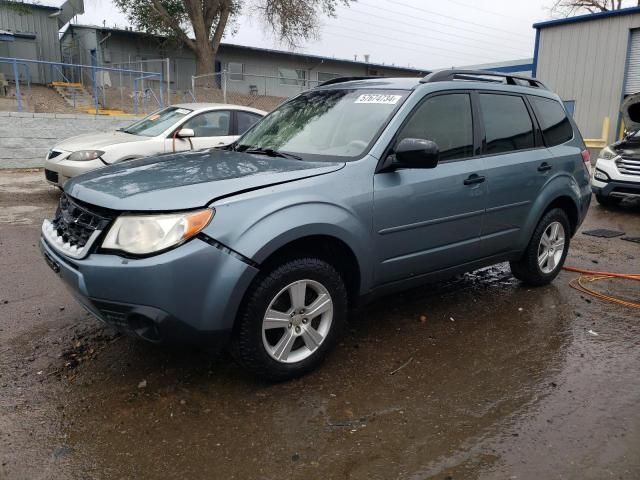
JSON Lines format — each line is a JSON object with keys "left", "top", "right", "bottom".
{"left": 581, "top": 149, "right": 591, "bottom": 174}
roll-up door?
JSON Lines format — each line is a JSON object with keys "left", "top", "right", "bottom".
{"left": 624, "top": 29, "right": 640, "bottom": 95}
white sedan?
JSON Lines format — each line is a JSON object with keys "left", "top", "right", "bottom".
{"left": 44, "top": 103, "right": 266, "bottom": 187}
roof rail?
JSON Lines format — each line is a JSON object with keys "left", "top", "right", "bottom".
{"left": 316, "top": 76, "right": 380, "bottom": 87}
{"left": 420, "top": 69, "right": 547, "bottom": 89}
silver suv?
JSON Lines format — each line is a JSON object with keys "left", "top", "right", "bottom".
{"left": 41, "top": 70, "right": 592, "bottom": 380}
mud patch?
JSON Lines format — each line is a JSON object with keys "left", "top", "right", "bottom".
{"left": 0, "top": 205, "right": 43, "bottom": 225}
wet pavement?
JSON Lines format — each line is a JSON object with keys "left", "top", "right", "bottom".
{"left": 1, "top": 169, "right": 639, "bottom": 480}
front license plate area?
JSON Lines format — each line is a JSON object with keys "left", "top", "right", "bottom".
{"left": 43, "top": 250, "right": 61, "bottom": 274}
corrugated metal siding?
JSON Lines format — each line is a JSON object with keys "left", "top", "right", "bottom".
{"left": 0, "top": 4, "right": 61, "bottom": 83}
{"left": 537, "top": 13, "right": 640, "bottom": 142}
{"left": 624, "top": 29, "right": 640, "bottom": 95}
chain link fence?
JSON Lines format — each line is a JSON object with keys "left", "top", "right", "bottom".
{"left": 192, "top": 71, "right": 320, "bottom": 112}
{"left": 0, "top": 56, "right": 165, "bottom": 115}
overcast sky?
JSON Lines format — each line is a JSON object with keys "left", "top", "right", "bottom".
{"left": 51, "top": 0, "right": 566, "bottom": 69}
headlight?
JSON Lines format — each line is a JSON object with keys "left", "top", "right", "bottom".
{"left": 598, "top": 146, "right": 618, "bottom": 161}
{"left": 102, "top": 209, "right": 214, "bottom": 255}
{"left": 67, "top": 150, "right": 105, "bottom": 161}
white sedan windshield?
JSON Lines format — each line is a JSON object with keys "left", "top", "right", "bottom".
{"left": 123, "top": 107, "right": 193, "bottom": 137}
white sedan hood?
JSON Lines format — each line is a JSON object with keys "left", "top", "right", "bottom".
{"left": 54, "top": 131, "right": 148, "bottom": 152}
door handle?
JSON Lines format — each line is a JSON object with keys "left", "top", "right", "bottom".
{"left": 538, "top": 162, "right": 552, "bottom": 172}
{"left": 463, "top": 174, "right": 486, "bottom": 185}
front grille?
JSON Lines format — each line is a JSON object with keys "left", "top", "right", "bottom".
{"left": 43, "top": 194, "right": 116, "bottom": 259}
{"left": 44, "top": 169, "right": 58, "bottom": 183}
{"left": 52, "top": 194, "right": 114, "bottom": 249}
{"left": 616, "top": 157, "right": 640, "bottom": 176}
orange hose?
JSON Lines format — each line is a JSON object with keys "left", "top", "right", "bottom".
{"left": 562, "top": 266, "right": 640, "bottom": 309}
{"left": 562, "top": 265, "right": 640, "bottom": 280}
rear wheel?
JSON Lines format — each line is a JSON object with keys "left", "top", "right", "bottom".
{"left": 510, "top": 208, "right": 570, "bottom": 286}
{"left": 596, "top": 194, "right": 622, "bottom": 208}
{"left": 231, "top": 257, "right": 347, "bottom": 381}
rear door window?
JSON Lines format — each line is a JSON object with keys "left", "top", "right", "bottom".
{"left": 236, "top": 111, "right": 263, "bottom": 135}
{"left": 479, "top": 94, "right": 534, "bottom": 154}
{"left": 182, "top": 110, "right": 231, "bottom": 137}
{"left": 396, "top": 93, "right": 474, "bottom": 162}
{"left": 530, "top": 96, "right": 573, "bottom": 146}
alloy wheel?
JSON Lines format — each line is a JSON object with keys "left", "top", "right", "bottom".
{"left": 261, "top": 279, "right": 334, "bottom": 363}
{"left": 537, "top": 221, "right": 566, "bottom": 274}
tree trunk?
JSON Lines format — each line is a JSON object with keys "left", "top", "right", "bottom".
{"left": 194, "top": 41, "right": 215, "bottom": 76}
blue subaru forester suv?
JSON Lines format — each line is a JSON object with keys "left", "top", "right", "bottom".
{"left": 41, "top": 70, "right": 591, "bottom": 380}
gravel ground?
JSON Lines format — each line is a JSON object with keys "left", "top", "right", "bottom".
{"left": 1, "top": 169, "right": 639, "bottom": 480}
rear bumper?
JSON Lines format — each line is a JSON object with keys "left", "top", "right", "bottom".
{"left": 40, "top": 235, "right": 259, "bottom": 346}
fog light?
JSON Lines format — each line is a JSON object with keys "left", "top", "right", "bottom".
{"left": 594, "top": 169, "right": 609, "bottom": 182}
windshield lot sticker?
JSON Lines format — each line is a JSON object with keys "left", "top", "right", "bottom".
{"left": 355, "top": 94, "right": 402, "bottom": 104}
{"left": 175, "top": 108, "right": 191, "bottom": 115}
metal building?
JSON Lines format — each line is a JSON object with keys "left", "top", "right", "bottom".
{"left": 462, "top": 58, "right": 534, "bottom": 77}
{"left": 0, "top": 0, "right": 83, "bottom": 83}
{"left": 0, "top": 1, "right": 61, "bottom": 83}
{"left": 60, "top": 24, "right": 428, "bottom": 95}
{"left": 533, "top": 6, "right": 640, "bottom": 143}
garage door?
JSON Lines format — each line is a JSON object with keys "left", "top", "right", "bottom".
{"left": 625, "top": 29, "right": 640, "bottom": 95}
{"left": 0, "top": 39, "right": 40, "bottom": 84}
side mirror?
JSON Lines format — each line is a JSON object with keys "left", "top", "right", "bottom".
{"left": 176, "top": 128, "right": 195, "bottom": 138}
{"left": 394, "top": 138, "right": 439, "bottom": 169}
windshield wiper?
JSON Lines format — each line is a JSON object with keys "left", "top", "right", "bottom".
{"left": 240, "top": 145, "right": 302, "bottom": 160}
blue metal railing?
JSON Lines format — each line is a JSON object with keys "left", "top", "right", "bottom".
{"left": 0, "top": 57, "right": 164, "bottom": 114}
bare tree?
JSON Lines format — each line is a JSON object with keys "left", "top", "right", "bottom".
{"left": 113, "top": 0, "right": 352, "bottom": 77}
{"left": 551, "top": 0, "right": 640, "bottom": 16}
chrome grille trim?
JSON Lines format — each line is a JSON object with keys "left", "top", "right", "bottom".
{"left": 616, "top": 157, "right": 640, "bottom": 176}
{"left": 42, "top": 219, "right": 102, "bottom": 259}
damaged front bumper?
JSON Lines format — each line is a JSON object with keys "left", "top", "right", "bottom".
{"left": 39, "top": 234, "right": 259, "bottom": 346}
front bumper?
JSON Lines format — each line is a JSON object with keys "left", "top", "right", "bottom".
{"left": 592, "top": 157, "right": 640, "bottom": 198}
{"left": 40, "top": 234, "right": 259, "bottom": 346}
{"left": 43, "top": 155, "right": 106, "bottom": 187}
{"left": 591, "top": 179, "right": 640, "bottom": 198}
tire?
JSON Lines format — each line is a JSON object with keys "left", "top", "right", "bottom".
{"left": 596, "top": 194, "right": 622, "bottom": 208}
{"left": 510, "top": 208, "right": 571, "bottom": 287}
{"left": 231, "top": 257, "right": 348, "bottom": 381}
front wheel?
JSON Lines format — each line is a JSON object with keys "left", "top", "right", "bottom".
{"left": 510, "top": 208, "right": 570, "bottom": 286}
{"left": 231, "top": 257, "right": 348, "bottom": 381}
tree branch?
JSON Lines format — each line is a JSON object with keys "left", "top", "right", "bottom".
{"left": 204, "top": 0, "right": 223, "bottom": 29}
{"left": 183, "top": 0, "right": 207, "bottom": 41}
{"left": 149, "top": 0, "right": 195, "bottom": 49}
{"left": 210, "top": 3, "right": 231, "bottom": 51}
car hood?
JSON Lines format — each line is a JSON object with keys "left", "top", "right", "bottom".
{"left": 54, "top": 131, "right": 147, "bottom": 151}
{"left": 64, "top": 149, "right": 345, "bottom": 211}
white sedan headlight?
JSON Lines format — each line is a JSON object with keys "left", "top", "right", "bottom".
{"left": 67, "top": 150, "right": 106, "bottom": 161}
{"left": 102, "top": 209, "right": 214, "bottom": 255}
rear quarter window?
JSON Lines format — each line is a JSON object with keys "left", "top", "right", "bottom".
{"left": 529, "top": 96, "right": 573, "bottom": 146}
